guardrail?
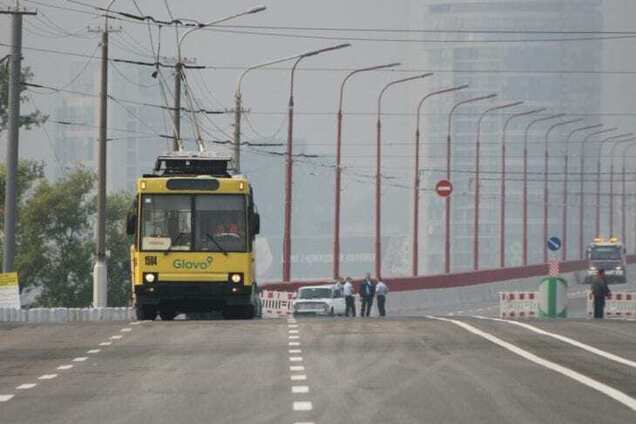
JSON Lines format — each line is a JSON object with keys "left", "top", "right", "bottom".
{"left": 263, "top": 255, "right": 636, "bottom": 293}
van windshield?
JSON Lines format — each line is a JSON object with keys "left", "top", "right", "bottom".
{"left": 298, "top": 288, "right": 333, "bottom": 299}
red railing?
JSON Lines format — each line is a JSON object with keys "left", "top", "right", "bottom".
{"left": 263, "top": 255, "right": 636, "bottom": 293}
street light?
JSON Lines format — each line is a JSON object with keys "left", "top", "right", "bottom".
{"left": 521, "top": 114, "right": 565, "bottom": 265}
{"left": 374, "top": 73, "right": 433, "bottom": 280}
{"left": 332, "top": 62, "right": 400, "bottom": 279}
{"left": 595, "top": 132, "right": 633, "bottom": 238}
{"left": 499, "top": 108, "right": 545, "bottom": 268}
{"left": 473, "top": 101, "right": 523, "bottom": 271}
{"left": 621, "top": 143, "right": 636, "bottom": 248}
{"left": 444, "top": 94, "right": 496, "bottom": 273}
{"left": 234, "top": 50, "right": 327, "bottom": 172}
{"left": 579, "top": 128, "right": 617, "bottom": 257}
{"left": 603, "top": 136, "right": 636, "bottom": 237}
{"left": 542, "top": 118, "right": 584, "bottom": 263}
{"left": 282, "top": 43, "right": 351, "bottom": 283}
{"left": 411, "top": 84, "right": 468, "bottom": 276}
{"left": 561, "top": 124, "right": 603, "bottom": 261}
{"left": 174, "top": 5, "right": 267, "bottom": 151}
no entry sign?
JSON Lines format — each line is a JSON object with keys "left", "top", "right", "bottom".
{"left": 435, "top": 180, "right": 453, "bottom": 197}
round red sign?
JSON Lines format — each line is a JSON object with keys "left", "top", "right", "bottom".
{"left": 435, "top": 180, "right": 453, "bottom": 197}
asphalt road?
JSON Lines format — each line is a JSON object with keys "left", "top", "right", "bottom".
{"left": 1, "top": 317, "right": 635, "bottom": 423}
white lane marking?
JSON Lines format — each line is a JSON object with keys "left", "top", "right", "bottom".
{"left": 289, "top": 349, "right": 302, "bottom": 354}
{"left": 288, "top": 324, "right": 299, "bottom": 328}
{"left": 99, "top": 341, "right": 112, "bottom": 346}
{"left": 293, "top": 422, "right": 315, "bottom": 424}
{"left": 293, "top": 401, "right": 313, "bottom": 411}
{"left": 57, "top": 365, "right": 73, "bottom": 370}
{"left": 474, "top": 316, "right": 636, "bottom": 369}
{"left": 38, "top": 374, "right": 58, "bottom": 380}
{"left": 121, "top": 328, "right": 132, "bottom": 332}
{"left": 130, "top": 321, "right": 142, "bottom": 325}
{"left": 292, "top": 385, "right": 309, "bottom": 393}
{"left": 72, "top": 357, "right": 88, "bottom": 362}
{"left": 290, "top": 366, "right": 305, "bottom": 372}
{"left": 289, "top": 335, "right": 300, "bottom": 340}
{"left": 289, "top": 356, "right": 303, "bottom": 362}
{"left": 289, "top": 341, "right": 301, "bottom": 346}
{"left": 110, "top": 335, "right": 123, "bottom": 340}
{"left": 291, "top": 374, "right": 307, "bottom": 381}
{"left": 289, "top": 329, "right": 299, "bottom": 334}
{"left": 87, "top": 349, "right": 101, "bottom": 354}
{"left": 428, "top": 316, "right": 636, "bottom": 412}
{"left": 16, "top": 384, "right": 36, "bottom": 390}
{"left": 0, "top": 395, "right": 14, "bottom": 402}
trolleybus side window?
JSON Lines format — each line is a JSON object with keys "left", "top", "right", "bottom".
{"left": 141, "top": 195, "right": 192, "bottom": 251}
{"left": 195, "top": 195, "right": 247, "bottom": 252}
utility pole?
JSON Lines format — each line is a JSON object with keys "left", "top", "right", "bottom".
{"left": 88, "top": 15, "right": 120, "bottom": 308}
{"left": 1, "top": 3, "right": 36, "bottom": 274}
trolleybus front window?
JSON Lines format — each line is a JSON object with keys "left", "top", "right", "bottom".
{"left": 141, "top": 195, "right": 192, "bottom": 251}
{"left": 195, "top": 195, "right": 247, "bottom": 252}
{"left": 590, "top": 246, "right": 622, "bottom": 260}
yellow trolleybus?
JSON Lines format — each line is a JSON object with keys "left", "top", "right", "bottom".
{"left": 126, "top": 152, "right": 261, "bottom": 320}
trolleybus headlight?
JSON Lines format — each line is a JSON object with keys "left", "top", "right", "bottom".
{"left": 230, "top": 273, "right": 243, "bottom": 283}
{"left": 144, "top": 272, "right": 157, "bottom": 283}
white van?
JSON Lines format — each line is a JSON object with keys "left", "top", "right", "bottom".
{"left": 293, "top": 284, "right": 346, "bottom": 316}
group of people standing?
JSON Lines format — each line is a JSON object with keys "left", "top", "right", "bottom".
{"left": 338, "top": 273, "right": 388, "bottom": 317}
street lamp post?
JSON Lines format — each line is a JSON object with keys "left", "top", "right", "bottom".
{"left": 473, "top": 101, "right": 523, "bottom": 270}
{"left": 333, "top": 62, "right": 401, "bottom": 280}
{"left": 411, "top": 84, "right": 468, "bottom": 276}
{"left": 444, "top": 94, "right": 497, "bottom": 273}
{"left": 175, "top": 5, "right": 266, "bottom": 151}
{"left": 542, "top": 118, "right": 584, "bottom": 263}
{"left": 605, "top": 137, "right": 636, "bottom": 237}
{"left": 561, "top": 124, "right": 603, "bottom": 261}
{"left": 282, "top": 43, "right": 351, "bottom": 283}
{"left": 499, "top": 108, "right": 545, "bottom": 268}
{"left": 234, "top": 51, "right": 315, "bottom": 172}
{"left": 375, "top": 73, "right": 434, "bottom": 280}
{"left": 521, "top": 114, "right": 565, "bottom": 265}
{"left": 622, "top": 143, "right": 636, "bottom": 248}
{"left": 580, "top": 128, "right": 617, "bottom": 257}
{"left": 595, "top": 133, "right": 633, "bottom": 238}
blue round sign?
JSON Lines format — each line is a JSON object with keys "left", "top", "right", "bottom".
{"left": 547, "top": 237, "right": 562, "bottom": 251}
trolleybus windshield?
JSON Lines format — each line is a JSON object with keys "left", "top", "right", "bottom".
{"left": 141, "top": 194, "right": 247, "bottom": 252}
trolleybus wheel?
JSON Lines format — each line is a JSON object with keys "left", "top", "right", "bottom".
{"left": 159, "top": 310, "right": 177, "bottom": 321}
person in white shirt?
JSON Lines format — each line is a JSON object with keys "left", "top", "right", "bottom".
{"left": 343, "top": 277, "right": 356, "bottom": 317}
{"left": 375, "top": 280, "right": 388, "bottom": 317}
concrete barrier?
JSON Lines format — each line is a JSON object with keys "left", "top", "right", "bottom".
{"left": 0, "top": 307, "right": 135, "bottom": 322}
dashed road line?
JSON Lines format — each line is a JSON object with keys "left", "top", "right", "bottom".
{"left": 289, "top": 335, "right": 300, "bottom": 340}
{"left": 289, "top": 341, "right": 301, "bottom": 346}
{"left": 474, "top": 315, "right": 636, "bottom": 369}
{"left": 293, "top": 401, "right": 313, "bottom": 411}
{"left": 292, "top": 385, "right": 309, "bottom": 393}
{"left": 38, "top": 374, "right": 58, "bottom": 380}
{"left": 121, "top": 328, "right": 132, "bottom": 332}
{"left": 289, "top": 349, "right": 302, "bottom": 354}
{"left": 291, "top": 374, "right": 307, "bottom": 381}
{"left": 16, "top": 384, "right": 36, "bottom": 390}
{"left": 289, "top": 356, "right": 303, "bottom": 362}
{"left": 288, "top": 324, "right": 299, "bottom": 328}
{"left": 289, "top": 329, "right": 299, "bottom": 334}
{"left": 57, "top": 365, "right": 73, "bottom": 370}
{"left": 87, "top": 349, "right": 101, "bottom": 354}
{"left": 110, "top": 335, "right": 123, "bottom": 340}
{"left": 429, "top": 315, "right": 636, "bottom": 412}
{"left": 290, "top": 366, "right": 305, "bottom": 372}
{"left": 72, "top": 357, "right": 88, "bottom": 362}
{"left": 99, "top": 341, "right": 112, "bottom": 346}
{"left": 0, "top": 394, "right": 14, "bottom": 402}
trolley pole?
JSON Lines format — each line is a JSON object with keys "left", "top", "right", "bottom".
{"left": 1, "top": 4, "right": 36, "bottom": 273}
{"left": 173, "top": 62, "right": 182, "bottom": 151}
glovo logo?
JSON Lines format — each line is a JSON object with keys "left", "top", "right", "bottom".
{"left": 173, "top": 256, "right": 213, "bottom": 270}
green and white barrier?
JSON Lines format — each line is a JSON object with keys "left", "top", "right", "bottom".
{"left": 538, "top": 277, "right": 568, "bottom": 318}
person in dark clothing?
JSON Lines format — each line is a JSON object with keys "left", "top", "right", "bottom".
{"left": 359, "top": 273, "right": 375, "bottom": 317}
{"left": 591, "top": 269, "right": 611, "bottom": 319}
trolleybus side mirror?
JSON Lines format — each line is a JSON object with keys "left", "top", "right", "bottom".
{"left": 126, "top": 213, "right": 137, "bottom": 236}
{"left": 252, "top": 212, "right": 260, "bottom": 236}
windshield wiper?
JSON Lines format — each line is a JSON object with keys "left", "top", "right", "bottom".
{"left": 206, "top": 233, "right": 228, "bottom": 256}
{"left": 164, "top": 232, "right": 188, "bottom": 254}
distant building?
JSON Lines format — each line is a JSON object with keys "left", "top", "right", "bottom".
{"left": 417, "top": 1, "right": 603, "bottom": 273}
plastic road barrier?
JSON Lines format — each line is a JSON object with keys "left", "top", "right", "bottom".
{"left": 587, "top": 291, "right": 636, "bottom": 318}
{"left": 260, "top": 290, "right": 295, "bottom": 318}
{"left": 499, "top": 292, "right": 538, "bottom": 318}
{"left": 538, "top": 277, "right": 568, "bottom": 318}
